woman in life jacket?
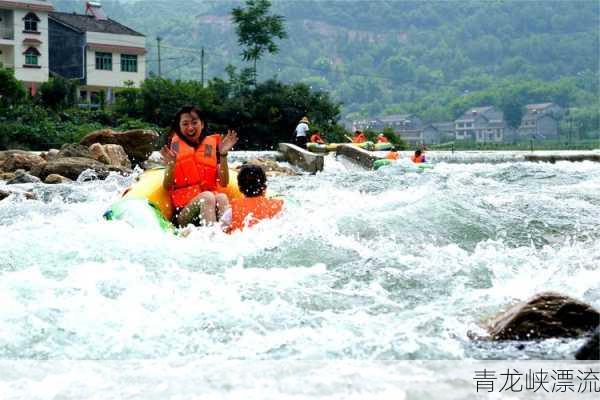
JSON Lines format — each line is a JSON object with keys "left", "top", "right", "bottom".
{"left": 160, "top": 105, "right": 238, "bottom": 227}
{"left": 222, "top": 164, "right": 283, "bottom": 232}
{"left": 411, "top": 149, "right": 426, "bottom": 164}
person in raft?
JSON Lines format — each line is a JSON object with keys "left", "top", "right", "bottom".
{"left": 294, "top": 116, "right": 310, "bottom": 147}
{"left": 376, "top": 133, "right": 389, "bottom": 143}
{"left": 386, "top": 148, "right": 399, "bottom": 160}
{"left": 352, "top": 130, "right": 367, "bottom": 143}
{"left": 411, "top": 149, "right": 427, "bottom": 164}
{"left": 160, "top": 105, "right": 238, "bottom": 227}
{"left": 221, "top": 164, "right": 283, "bottom": 232}
{"left": 310, "top": 130, "right": 325, "bottom": 144}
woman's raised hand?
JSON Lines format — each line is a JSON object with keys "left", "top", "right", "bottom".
{"left": 219, "top": 129, "right": 239, "bottom": 154}
{"left": 160, "top": 145, "right": 177, "bottom": 165}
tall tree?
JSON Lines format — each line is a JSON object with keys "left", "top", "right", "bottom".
{"left": 231, "top": 0, "right": 287, "bottom": 84}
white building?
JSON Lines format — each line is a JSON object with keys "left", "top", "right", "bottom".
{"left": 0, "top": 0, "right": 53, "bottom": 95}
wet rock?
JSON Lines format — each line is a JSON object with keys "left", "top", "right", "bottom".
{"left": 244, "top": 157, "right": 299, "bottom": 176}
{"left": 40, "top": 157, "right": 131, "bottom": 181}
{"left": 0, "top": 188, "right": 37, "bottom": 200}
{"left": 486, "top": 292, "right": 599, "bottom": 340}
{"left": 0, "top": 172, "right": 16, "bottom": 181}
{"left": 1, "top": 152, "right": 46, "bottom": 173}
{"left": 44, "top": 174, "right": 72, "bottom": 184}
{"left": 6, "top": 169, "right": 41, "bottom": 184}
{"left": 278, "top": 143, "right": 323, "bottom": 174}
{"left": 56, "top": 143, "right": 93, "bottom": 159}
{"left": 80, "top": 129, "right": 159, "bottom": 164}
{"left": 575, "top": 326, "right": 599, "bottom": 360}
{"left": 89, "top": 143, "right": 131, "bottom": 168}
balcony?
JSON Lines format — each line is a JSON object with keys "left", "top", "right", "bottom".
{"left": 0, "top": 26, "right": 14, "bottom": 41}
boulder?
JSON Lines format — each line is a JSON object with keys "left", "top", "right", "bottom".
{"left": 1, "top": 152, "right": 46, "bottom": 173}
{"left": 278, "top": 143, "right": 324, "bottom": 174}
{"left": 6, "top": 169, "right": 41, "bottom": 184}
{"left": 56, "top": 143, "right": 93, "bottom": 159}
{"left": 575, "top": 326, "right": 599, "bottom": 360}
{"left": 245, "top": 157, "right": 298, "bottom": 176}
{"left": 486, "top": 292, "right": 600, "bottom": 340}
{"left": 44, "top": 174, "right": 72, "bottom": 184}
{"left": 89, "top": 143, "right": 131, "bottom": 168}
{"left": 40, "top": 157, "right": 131, "bottom": 181}
{"left": 79, "top": 129, "right": 159, "bottom": 164}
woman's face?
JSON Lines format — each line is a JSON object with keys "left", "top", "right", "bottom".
{"left": 179, "top": 112, "right": 204, "bottom": 142}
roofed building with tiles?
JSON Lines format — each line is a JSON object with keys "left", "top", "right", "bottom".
{"left": 48, "top": 1, "right": 145, "bottom": 105}
{"left": 518, "top": 102, "right": 563, "bottom": 139}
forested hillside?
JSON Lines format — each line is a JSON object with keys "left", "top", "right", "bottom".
{"left": 53, "top": 0, "right": 599, "bottom": 126}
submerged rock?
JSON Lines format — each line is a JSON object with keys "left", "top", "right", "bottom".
{"left": 6, "top": 169, "right": 41, "bottom": 184}
{"left": 0, "top": 188, "right": 36, "bottom": 200}
{"left": 575, "top": 326, "right": 599, "bottom": 360}
{"left": 485, "top": 292, "right": 599, "bottom": 340}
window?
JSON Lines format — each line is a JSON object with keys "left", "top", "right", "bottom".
{"left": 23, "top": 12, "right": 40, "bottom": 32}
{"left": 120, "top": 54, "right": 138, "bottom": 72}
{"left": 95, "top": 52, "right": 112, "bottom": 70}
{"left": 23, "top": 47, "right": 40, "bottom": 66}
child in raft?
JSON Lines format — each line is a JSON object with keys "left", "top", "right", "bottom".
{"left": 411, "top": 149, "right": 426, "bottom": 163}
{"left": 160, "top": 105, "right": 238, "bottom": 227}
{"left": 221, "top": 164, "right": 284, "bottom": 232}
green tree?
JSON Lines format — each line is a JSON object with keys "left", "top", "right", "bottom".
{"left": 39, "top": 76, "right": 77, "bottom": 110}
{"left": 231, "top": 0, "right": 287, "bottom": 84}
{"left": 0, "top": 64, "right": 26, "bottom": 106}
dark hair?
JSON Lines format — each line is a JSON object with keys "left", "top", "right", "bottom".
{"left": 237, "top": 164, "right": 267, "bottom": 197}
{"left": 415, "top": 149, "right": 422, "bottom": 156}
{"left": 170, "top": 105, "right": 209, "bottom": 148}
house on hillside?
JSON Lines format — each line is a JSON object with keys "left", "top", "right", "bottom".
{"left": 518, "top": 103, "right": 563, "bottom": 139}
{"left": 0, "top": 0, "right": 54, "bottom": 95}
{"left": 48, "top": 1, "right": 146, "bottom": 105}
{"left": 421, "top": 122, "right": 454, "bottom": 145}
{"left": 454, "top": 106, "right": 506, "bottom": 143}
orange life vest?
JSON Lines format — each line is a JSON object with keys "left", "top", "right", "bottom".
{"left": 377, "top": 135, "right": 389, "bottom": 143}
{"left": 411, "top": 154, "right": 425, "bottom": 163}
{"left": 386, "top": 151, "right": 399, "bottom": 160}
{"left": 228, "top": 196, "right": 284, "bottom": 232}
{"left": 169, "top": 134, "right": 221, "bottom": 209}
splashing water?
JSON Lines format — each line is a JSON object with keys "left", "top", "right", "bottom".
{"left": 1, "top": 155, "right": 599, "bottom": 365}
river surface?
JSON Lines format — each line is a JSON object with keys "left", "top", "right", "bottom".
{"left": 1, "top": 152, "right": 599, "bottom": 397}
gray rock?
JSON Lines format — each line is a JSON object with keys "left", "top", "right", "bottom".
{"left": 7, "top": 169, "right": 41, "bottom": 184}
{"left": 278, "top": 143, "right": 323, "bottom": 174}
{"left": 40, "top": 157, "right": 131, "bottom": 181}
{"left": 485, "top": 292, "right": 600, "bottom": 340}
{"left": 0, "top": 188, "right": 36, "bottom": 200}
{"left": 56, "top": 143, "right": 93, "bottom": 159}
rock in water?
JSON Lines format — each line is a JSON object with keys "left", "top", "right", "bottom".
{"left": 486, "top": 292, "right": 599, "bottom": 340}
